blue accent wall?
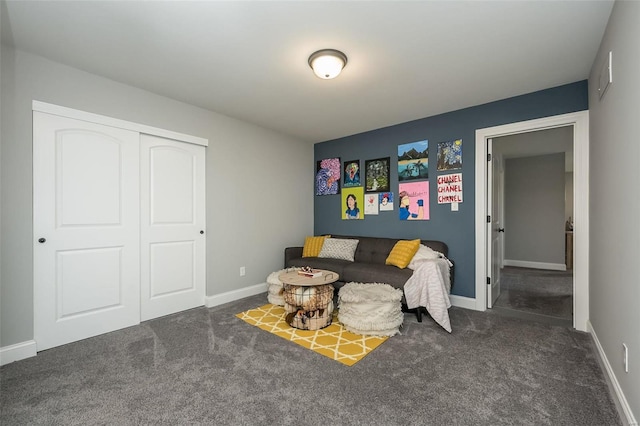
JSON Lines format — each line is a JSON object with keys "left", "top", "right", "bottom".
{"left": 314, "top": 81, "right": 588, "bottom": 299}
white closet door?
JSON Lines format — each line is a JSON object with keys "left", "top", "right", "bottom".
{"left": 140, "top": 134, "right": 206, "bottom": 321}
{"left": 33, "top": 112, "right": 141, "bottom": 351}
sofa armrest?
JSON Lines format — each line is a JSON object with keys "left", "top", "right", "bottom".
{"left": 284, "top": 246, "right": 303, "bottom": 268}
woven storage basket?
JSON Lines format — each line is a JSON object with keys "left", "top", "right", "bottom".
{"left": 283, "top": 284, "right": 334, "bottom": 311}
{"left": 284, "top": 301, "right": 334, "bottom": 330}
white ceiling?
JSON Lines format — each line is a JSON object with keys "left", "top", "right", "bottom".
{"left": 1, "top": 1, "right": 614, "bottom": 143}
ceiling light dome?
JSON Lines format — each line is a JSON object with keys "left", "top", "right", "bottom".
{"left": 308, "top": 49, "right": 347, "bottom": 80}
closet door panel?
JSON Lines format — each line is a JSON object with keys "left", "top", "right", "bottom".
{"left": 149, "top": 241, "right": 195, "bottom": 296}
{"left": 58, "top": 132, "right": 122, "bottom": 225}
{"left": 33, "top": 112, "right": 140, "bottom": 351}
{"left": 140, "top": 134, "right": 206, "bottom": 321}
{"left": 150, "top": 147, "right": 194, "bottom": 224}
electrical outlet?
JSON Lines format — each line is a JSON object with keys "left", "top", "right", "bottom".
{"left": 240, "top": 266, "right": 246, "bottom": 277}
{"left": 623, "top": 343, "right": 629, "bottom": 373}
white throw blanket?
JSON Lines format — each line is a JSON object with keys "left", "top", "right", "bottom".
{"left": 403, "top": 258, "right": 452, "bottom": 332}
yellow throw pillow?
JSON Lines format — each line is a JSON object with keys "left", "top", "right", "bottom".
{"left": 302, "top": 235, "right": 330, "bottom": 257}
{"left": 385, "top": 239, "right": 421, "bottom": 269}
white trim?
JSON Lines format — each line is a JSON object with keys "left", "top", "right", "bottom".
{"left": 0, "top": 340, "right": 37, "bottom": 366}
{"left": 475, "top": 111, "right": 589, "bottom": 331}
{"left": 205, "top": 283, "right": 268, "bottom": 308}
{"left": 449, "top": 295, "right": 477, "bottom": 310}
{"left": 588, "top": 321, "right": 638, "bottom": 426}
{"left": 503, "top": 259, "right": 567, "bottom": 271}
{"left": 32, "top": 100, "right": 208, "bottom": 147}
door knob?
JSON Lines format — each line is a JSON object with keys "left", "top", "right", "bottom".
{"left": 498, "top": 228, "right": 505, "bottom": 233}
{"left": 38, "top": 237, "right": 46, "bottom": 243}
{"left": 200, "top": 230, "right": 204, "bottom": 235}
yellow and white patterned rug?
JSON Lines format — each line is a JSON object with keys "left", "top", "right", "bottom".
{"left": 236, "top": 304, "right": 388, "bottom": 366}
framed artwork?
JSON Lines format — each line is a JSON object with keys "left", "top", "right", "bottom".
{"left": 342, "top": 187, "right": 364, "bottom": 220}
{"left": 364, "top": 193, "right": 379, "bottom": 215}
{"left": 437, "top": 173, "right": 463, "bottom": 204}
{"left": 315, "top": 157, "right": 340, "bottom": 195}
{"left": 398, "top": 181, "right": 429, "bottom": 220}
{"left": 379, "top": 192, "right": 394, "bottom": 211}
{"left": 437, "top": 139, "right": 463, "bottom": 171}
{"left": 343, "top": 159, "right": 361, "bottom": 187}
{"left": 398, "top": 140, "right": 428, "bottom": 181}
{"left": 364, "top": 157, "right": 390, "bottom": 192}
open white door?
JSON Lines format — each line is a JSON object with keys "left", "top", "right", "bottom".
{"left": 140, "top": 134, "right": 206, "bottom": 321}
{"left": 33, "top": 112, "right": 141, "bottom": 351}
{"left": 487, "top": 139, "right": 502, "bottom": 308}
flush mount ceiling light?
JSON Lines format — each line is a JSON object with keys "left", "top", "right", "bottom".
{"left": 308, "top": 49, "right": 348, "bottom": 80}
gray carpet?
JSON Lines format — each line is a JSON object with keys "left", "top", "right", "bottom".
{"left": 494, "top": 266, "right": 573, "bottom": 324}
{"left": 1, "top": 293, "right": 620, "bottom": 426}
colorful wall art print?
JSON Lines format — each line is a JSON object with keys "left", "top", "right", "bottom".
{"left": 437, "top": 173, "right": 463, "bottom": 204}
{"left": 364, "top": 193, "right": 379, "bottom": 215}
{"left": 316, "top": 157, "right": 340, "bottom": 195}
{"left": 398, "top": 181, "right": 429, "bottom": 220}
{"left": 379, "top": 192, "right": 394, "bottom": 211}
{"left": 364, "top": 157, "right": 390, "bottom": 192}
{"left": 398, "top": 140, "right": 428, "bottom": 181}
{"left": 342, "top": 187, "right": 364, "bottom": 220}
{"left": 343, "top": 160, "right": 361, "bottom": 187}
{"left": 437, "top": 139, "right": 463, "bottom": 171}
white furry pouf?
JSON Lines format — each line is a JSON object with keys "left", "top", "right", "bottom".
{"left": 266, "top": 269, "right": 286, "bottom": 306}
{"left": 338, "top": 282, "right": 404, "bottom": 337}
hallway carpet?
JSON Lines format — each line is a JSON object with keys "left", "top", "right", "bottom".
{"left": 494, "top": 266, "right": 573, "bottom": 323}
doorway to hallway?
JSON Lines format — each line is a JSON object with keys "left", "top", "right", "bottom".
{"left": 490, "top": 127, "right": 574, "bottom": 326}
{"left": 474, "top": 110, "right": 589, "bottom": 331}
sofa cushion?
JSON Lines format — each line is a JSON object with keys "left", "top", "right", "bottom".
{"left": 329, "top": 235, "right": 448, "bottom": 260}
{"left": 385, "top": 239, "right": 420, "bottom": 269}
{"left": 302, "top": 235, "right": 329, "bottom": 257}
{"left": 342, "top": 263, "right": 414, "bottom": 289}
{"left": 351, "top": 237, "right": 399, "bottom": 264}
{"left": 319, "top": 238, "right": 359, "bottom": 262}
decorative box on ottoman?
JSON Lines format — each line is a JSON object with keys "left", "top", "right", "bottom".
{"left": 338, "top": 282, "right": 404, "bottom": 336}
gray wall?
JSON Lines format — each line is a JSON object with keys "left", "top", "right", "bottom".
{"left": 503, "top": 154, "right": 565, "bottom": 265}
{"left": 0, "top": 46, "right": 313, "bottom": 348}
{"left": 588, "top": 0, "right": 639, "bottom": 418}
{"left": 314, "top": 81, "right": 588, "bottom": 299}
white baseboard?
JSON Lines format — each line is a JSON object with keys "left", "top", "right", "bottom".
{"left": 205, "top": 282, "right": 268, "bottom": 308}
{"left": 588, "top": 320, "right": 637, "bottom": 426}
{"left": 449, "top": 294, "right": 478, "bottom": 310}
{"left": 0, "top": 340, "right": 37, "bottom": 366}
{"left": 503, "top": 259, "right": 567, "bottom": 271}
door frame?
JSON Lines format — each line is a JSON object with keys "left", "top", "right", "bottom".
{"left": 474, "top": 111, "right": 589, "bottom": 331}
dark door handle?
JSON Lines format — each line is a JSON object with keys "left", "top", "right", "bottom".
{"left": 498, "top": 228, "right": 505, "bottom": 233}
{"left": 200, "top": 230, "right": 204, "bottom": 235}
{"left": 38, "top": 238, "right": 46, "bottom": 243}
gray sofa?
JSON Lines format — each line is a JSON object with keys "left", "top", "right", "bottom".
{"left": 284, "top": 235, "right": 453, "bottom": 322}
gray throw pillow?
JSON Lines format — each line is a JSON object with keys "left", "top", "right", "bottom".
{"left": 318, "top": 238, "right": 359, "bottom": 262}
